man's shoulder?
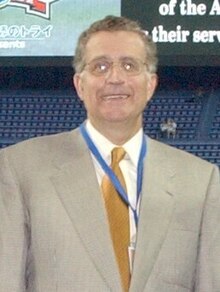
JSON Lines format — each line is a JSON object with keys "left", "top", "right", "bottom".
{"left": 0, "top": 128, "right": 80, "bottom": 159}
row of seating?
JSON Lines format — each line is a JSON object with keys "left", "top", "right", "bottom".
{"left": 0, "top": 89, "right": 219, "bottom": 167}
{"left": 149, "top": 103, "right": 202, "bottom": 110}
{"left": 210, "top": 100, "right": 220, "bottom": 139}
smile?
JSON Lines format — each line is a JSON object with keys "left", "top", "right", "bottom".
{"left": 102, "top": 94, "right": 129, "bottom": 101}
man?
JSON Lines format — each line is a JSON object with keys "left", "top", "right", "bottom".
{"left": 160, "top": 118, "right": 177, "bottom": 139}
{"left": 0, "top": 15, "right": 219, "bottom": 292}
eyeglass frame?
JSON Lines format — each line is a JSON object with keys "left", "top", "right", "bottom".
{"left": 82, "top": 56, "right": 149, "bottom": 77}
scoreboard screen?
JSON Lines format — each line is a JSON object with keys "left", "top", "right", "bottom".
{"left": 0, "top": 0, "right": 219, "bottom": 67}
{"left": 122, "top": 0, "right": 220, "bottom": 66}
{"left": 0, "top": 0, "right": 120, "bottom": 65}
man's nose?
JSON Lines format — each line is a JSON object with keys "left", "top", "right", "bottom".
{"left": 105, "top": 63, "right": 125, "bottom": 83}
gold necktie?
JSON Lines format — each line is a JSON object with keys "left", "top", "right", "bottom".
{"left": 102, "top": 147, "right": 130, "bottom": 292}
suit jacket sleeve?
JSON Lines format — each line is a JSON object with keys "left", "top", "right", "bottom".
{"left": 195, "top": 165, "right": 220, "bottom": 292}
{"left": 0, "top": 150, "right": 27, "bottom": 292}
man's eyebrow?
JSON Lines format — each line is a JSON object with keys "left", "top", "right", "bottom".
{"left": 89, "top": 55, "right": 110, "bottom": 61}
{"left": 89, "top": 55, "right": 138, "bottom": 62}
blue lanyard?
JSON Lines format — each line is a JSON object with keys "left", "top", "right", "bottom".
{"left": 79, "top": 123, "right": 147, "bottom": 226}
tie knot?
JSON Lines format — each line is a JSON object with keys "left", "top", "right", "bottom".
{"left": 111, "top": 147, "right": 126, "bottom": 165}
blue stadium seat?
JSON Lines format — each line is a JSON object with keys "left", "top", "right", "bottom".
{"left": 0, "top": 89, "right": 219, "bottom": 167}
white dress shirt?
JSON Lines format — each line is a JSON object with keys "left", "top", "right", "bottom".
{"left": 85, "top": 120, "right": 145, "bottom": 267}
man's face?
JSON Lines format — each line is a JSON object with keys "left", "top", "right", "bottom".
{"left": 74, "top": 31, "right": 157, "bottom": 130}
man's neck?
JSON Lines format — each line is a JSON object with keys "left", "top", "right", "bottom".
{"left": 88, "top": 119, "right": 142, "bottom": 145}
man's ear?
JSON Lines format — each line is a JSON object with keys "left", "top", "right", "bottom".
{"left": 73, "top": 73, "right": 84, "bottom": 101}
{"left": 146, "top": 73, "right": 158, "bottom": 103}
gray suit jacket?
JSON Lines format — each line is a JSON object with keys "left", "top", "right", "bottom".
{"left": 0, "top": 128, "right": 220, "bottom": 292}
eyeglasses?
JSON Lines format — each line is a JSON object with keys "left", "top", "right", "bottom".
{"left": 84, "top": 57, "right": 148, "bottom": 77}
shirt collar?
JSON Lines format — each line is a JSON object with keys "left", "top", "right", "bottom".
{"left": 85, "top": 120, "right": 144, "bottom": 168}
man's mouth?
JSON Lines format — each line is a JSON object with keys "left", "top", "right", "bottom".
{"left": 102, "top": 94, "right": 129, "bottom": 101}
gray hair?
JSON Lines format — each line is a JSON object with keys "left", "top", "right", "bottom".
{"left": 73, "top": 15, "right": 158, "bottom": 74}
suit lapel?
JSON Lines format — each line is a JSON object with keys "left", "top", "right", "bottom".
{"left": 130, "top": 138, "right": 176, "bottom": 292}
{"left": 50, "top": 129, "right": 121, "bottom": 291}
{"left": 49, "top": 131, "right": 176, "bottom": 291}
